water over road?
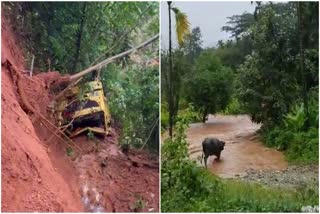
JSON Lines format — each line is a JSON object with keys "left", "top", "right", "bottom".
{"left": 187, "top": 114, "right": 288, "bottom": 178}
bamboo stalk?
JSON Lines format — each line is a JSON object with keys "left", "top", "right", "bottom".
{"left": 69, "top": 34, "right": 159, "bottom": 81}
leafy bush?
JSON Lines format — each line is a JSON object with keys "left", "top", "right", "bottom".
{"left": 177, "top": 104, "right": 201, "bottom": 123}
{"left": 284, "top": 103, "right": 306, "bottom": 132}
{"left": 161, "top": 103, "right": 169, "bottom": 131}
{"left": 223, "top": 97, "right": 246, "bottom": 115}
{"left": 262, "top": 91, "right": 319, "bottom": 164}
{"left": 184, "top": 51, "right": 234, "bottom": 122}
{"left": 102, "top": 64, "right": 159, "bottom": 151}
{"left": 161, "top": 103, "right": 200, "bottom": 132}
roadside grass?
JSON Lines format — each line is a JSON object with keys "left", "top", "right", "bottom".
{"left": 162, "top": 166, "right": 318, "bottom": 212}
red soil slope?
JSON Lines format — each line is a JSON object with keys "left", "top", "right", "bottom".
{"left": 1, "top": 16, "right": 159, "bottom": 212}
{"left": 1, "top": 17, "right": 84, "bottom": 212}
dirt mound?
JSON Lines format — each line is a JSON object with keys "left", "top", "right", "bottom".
{"left": 2, "top": 16, "right": 159, "bottom": 212}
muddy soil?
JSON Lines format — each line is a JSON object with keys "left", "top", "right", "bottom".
{"left": 72, "top": 136, "right": 159, "bottom": 212}
{"left": 187, "top": 114, "right": 318, "bottom": 188}
{"left": 1, "top": 16, "right": 84, "bottom": 212}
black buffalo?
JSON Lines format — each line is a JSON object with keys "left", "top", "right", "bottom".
{"left": 201, "top": 137, "right": 225, "bottom": 168}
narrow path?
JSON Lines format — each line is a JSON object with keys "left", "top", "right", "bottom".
{"left": 187, "top": 114, "right": 288, "bottom": 178}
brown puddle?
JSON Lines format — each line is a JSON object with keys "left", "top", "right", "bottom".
{"left": 187, "top": 115, "right": 288, "bottom": 178}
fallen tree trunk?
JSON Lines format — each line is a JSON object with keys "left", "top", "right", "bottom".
{"left": 69, "top": 34, "right": 159, "bottom": 81}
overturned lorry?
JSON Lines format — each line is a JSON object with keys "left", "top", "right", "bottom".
{"left": 54, "top": 79, "right": 111, "bottom": 138}
{"left": 51, "top": 35, "right": 159, "bottom": 138}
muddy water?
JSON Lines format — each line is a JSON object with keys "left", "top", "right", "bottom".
{"left": 71, "top": 136, "right": 159, "bottom": 212}
{"left": 187, "top": 115, "right": 288, "bottom": 178}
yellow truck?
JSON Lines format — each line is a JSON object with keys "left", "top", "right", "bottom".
{"left": 52, "top": 35, "right": 158, "bottom": 138}
{"left": 54, "top": 79, "right": 111, "bottom": 138}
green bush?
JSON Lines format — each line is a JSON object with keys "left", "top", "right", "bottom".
{"left": 161, "top": 103, "right": 200, "bottom": 133}
{"left": 184, "top": 51, "right": 233, "bottom": 122}
{"left": 103, "top": 64, "right": 159, "bottom": 151}
{"left": 262, "top": 92, "right": 319, "bottom": 164}
{"left": 177, "top": 104, "right": 202, "bottom": 123}
{"left": 223, "top": 97, "right": 246, "bottom": 115}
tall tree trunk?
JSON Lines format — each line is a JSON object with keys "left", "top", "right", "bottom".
{"left": 168, "top": 1, "right": 174, "bottom": 138}
{"left": 298, "top": 2, "right": 309, "bottom": 129}
{"left": 202, "top": 106, "right": 209, "bottom": 123}
{"left": 72, "top": 2, "right": 87, "bottom": 72}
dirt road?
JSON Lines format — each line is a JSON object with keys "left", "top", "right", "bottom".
{"left": 187, "top": 114, "right": 288, "bottom": 178}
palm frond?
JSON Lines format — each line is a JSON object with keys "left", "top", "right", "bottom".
{"left": 172, "top": 7, "right": 190, "bottom": 47}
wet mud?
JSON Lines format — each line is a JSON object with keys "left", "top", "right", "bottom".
{"left": 187, "top": 114, "right": 288, "bottom": 178}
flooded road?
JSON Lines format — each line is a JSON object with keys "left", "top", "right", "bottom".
{"left": 187, "top": 114, "right": 288, "bottom": 178}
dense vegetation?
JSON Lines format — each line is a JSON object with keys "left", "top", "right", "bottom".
{"left": 184, "top": 51, "right": 233, "bottom": 122}
{"left": 161, "top": 110, "right": 318, "bottom": 212}
{"left": 161, "top": 1, "right": 318, "bottom": 163}
{"left": 3, "top": 2, "right": 159, "bottom": 151}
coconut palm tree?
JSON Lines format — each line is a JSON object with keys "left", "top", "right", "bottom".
{"left": 167, "top": 1, "right": 190, "bottom": 138}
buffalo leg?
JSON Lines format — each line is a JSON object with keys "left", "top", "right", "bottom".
{"left": 204, "top": 155, "right": 208, "bottom": 168}
{"left": 216, "top": 152, "right": 221, "bottom": 161}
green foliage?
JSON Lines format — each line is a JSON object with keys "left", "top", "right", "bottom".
{"left": 181, "top": 27, "right": 203, "bottom": 63}
{"left": 184, "top": 51, "right": 233, "bottom": 122}
{"left": 223, "top": 97, "right": 245, "bottom": 115}
{"left": 262, "top": 91, "right": 318, "bottom": 164}
{"left": 235, "top": 2, "right": 318, "bottom": 126}
{"left": 102, "top": 64, "right": 159, "bottom": 151}
{"left": 3, "top": 2, "right": 159, "bottom": 73}
{"left": 222, "top": 12, "right": 255, "bottom": 40}
{"left": 284, "top": 103, "right": 306, "bottom": 132}
{"left": 214, "top": 37, "right": 253, "bottom": 71}
{"left": 161, "top": 49, "right": 191, "bottom": 122}
{"left": 177, "top": 104, "right": 201, "bottom": 123}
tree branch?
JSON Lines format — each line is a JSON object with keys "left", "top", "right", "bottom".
{"left": 69, "top": 34, "right": 159, "bottom": 81}
{"left": 90, "top": 3, "right": 155, "bottom": 66}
